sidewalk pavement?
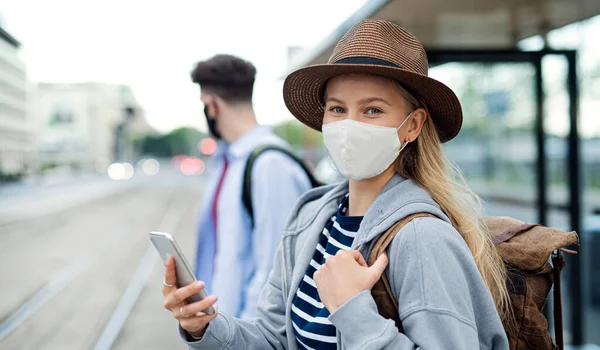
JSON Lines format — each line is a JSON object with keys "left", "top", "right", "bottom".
{"left": 0, "top": 174, "right": 137, "bottom": 225}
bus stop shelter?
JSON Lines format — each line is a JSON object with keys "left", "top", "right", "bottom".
{"left": 287, "top": 0, "right": 600, "bottom": 346}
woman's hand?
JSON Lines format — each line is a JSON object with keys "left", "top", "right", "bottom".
{"left": 162, "top": 256, "right": 219, "bottom": 339}
{"left": 314, "top": 250, "right": 388, "bottom": 314}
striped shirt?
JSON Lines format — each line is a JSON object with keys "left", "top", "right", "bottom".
{"left": 291, "top": 194, "right": 363, "bottom": 349}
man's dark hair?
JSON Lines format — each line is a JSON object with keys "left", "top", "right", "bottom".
{"left": 191, "top": 54, "right": 256, "bottom": 103}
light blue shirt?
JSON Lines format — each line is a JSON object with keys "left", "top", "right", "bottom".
{"left": 194, "top": 125, "right": 312, "bottom": 320}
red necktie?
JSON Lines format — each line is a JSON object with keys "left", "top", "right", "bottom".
{"left": 212, "top": 157, "right": 229, "bottom": 258}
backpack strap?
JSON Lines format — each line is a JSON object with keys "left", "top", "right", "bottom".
{"left": 368, "top": 213, "right": 436, "bottom": 332}
{"left": 552, "top": 250, "right": 566, "bottom": 350}
{"left": 242, "top": 145, "right": 321, "bottom": 226}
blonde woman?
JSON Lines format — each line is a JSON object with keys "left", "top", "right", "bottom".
{"left": 162, "top": 20, "right": 510, "bottom": 350}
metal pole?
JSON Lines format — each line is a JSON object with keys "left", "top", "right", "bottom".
{"left": 534, "top": 54, "right": 547, "bottom": 226}
{"left": 533, "top": 52, "right": 555, "bottom": 330}
{"left": 566, "top": 50, "right": 583, "bottom": 346}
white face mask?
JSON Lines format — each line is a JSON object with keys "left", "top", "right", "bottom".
{"left": 322, "top": 111, "right": 413, "bottom": 181}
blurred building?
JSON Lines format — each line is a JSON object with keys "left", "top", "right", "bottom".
{"left": 34, "top": 83, "right": 153, "bottom": 173}
{"left": 0, "top": 26, "right": 32, "bottom": 176}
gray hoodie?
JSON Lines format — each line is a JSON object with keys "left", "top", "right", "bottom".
{"left": 180, "top": 175, "right": 509, "bottom": 349}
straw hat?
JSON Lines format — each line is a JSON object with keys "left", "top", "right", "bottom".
{"left": 283, "top": 19, "right": 463, "bottom": 143}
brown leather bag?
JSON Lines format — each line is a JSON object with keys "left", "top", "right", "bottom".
{"left": 368, "top": 214, "right": 579, "bottom": 350}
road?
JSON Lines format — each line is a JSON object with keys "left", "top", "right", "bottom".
{"left": 0, "top": 168, "right": 203, "bottom": 349}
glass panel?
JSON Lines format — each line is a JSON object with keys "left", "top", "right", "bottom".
{"left": 430, "top": 62, "right": 538, "bottom": 223}
{"left": 541, "top": 52, "right": 600, "bottom": 346}
{"left": 546, "top": 17, "right": 600, "bottom": 346}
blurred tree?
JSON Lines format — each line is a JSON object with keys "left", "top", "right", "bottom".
{"left": 273, "top": 120, "right": 323, "bottom": 148}
{"left": 165, "top": 127, "right": 205, "bottom": 156}
{"left": 137, "top": 135, "right": 172, "bottom": 157}
{"left": 138, "top": 127, "right": 206, "bottom": 157}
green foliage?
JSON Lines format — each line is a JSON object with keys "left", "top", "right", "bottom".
{"left": 40, "top": 162, "right": 58, "bottom": 172}
{"left": 138, "top": 127, "right": 207, "bottom": 157}
{"left": 0, "top": 172, "right": 23, "bottom": 183}
{"left": 273, "top": 120, "right": 323, "bottom": 148}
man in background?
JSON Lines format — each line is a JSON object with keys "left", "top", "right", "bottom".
{"left": 190, "top": 54, "right": 313, "bottom": 320}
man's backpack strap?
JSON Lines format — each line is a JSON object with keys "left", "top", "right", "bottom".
{"left": 368, "top": 213, "right": 436, "bottom": 332}
{"left": 242, "top": 145, "right": 321, "bottom": 226}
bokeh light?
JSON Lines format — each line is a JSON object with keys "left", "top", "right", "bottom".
{"left": 141, "top": 159, "right": 160, "bottom": 176}
{"left": 199, "top": 138, "right": 218, "bottom": 156}
{"left": 107, "top": 163, "right": 126, "bottom": 180}
{"left": 122, "top": 163, "right": 135, "bottom": 180}
{"left": 180, "top": 157, "right": 205, "bottom": 175}
{"left": 172, "top": 154, "right": 187, "bottom": 169}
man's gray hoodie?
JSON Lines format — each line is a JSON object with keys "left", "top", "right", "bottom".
{"left": 180, "top": 175, "right": 509, "bottom": 349}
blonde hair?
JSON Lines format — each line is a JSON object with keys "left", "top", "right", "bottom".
{"left": 392, "top": 82, "right": 511, "bottom": 322}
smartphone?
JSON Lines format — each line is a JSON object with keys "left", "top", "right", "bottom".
{"left": 149, "top": 231, "right": 215, "bottom": 315}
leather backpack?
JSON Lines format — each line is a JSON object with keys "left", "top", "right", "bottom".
{"left": 369, "top": 214, "right": 579, "bottom": 350}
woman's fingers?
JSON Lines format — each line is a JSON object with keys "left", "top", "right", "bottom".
{"left": 372, "top": 252, "right": 389, "bottom": 272}
{"left": 164, "top": 280, "right": 205, "bottom": 310}
{"left": 162, "top": 256, "right": 177, "bottom": 296}
{"left": 181, "top": 295, "right": 219, "bottom": 317}
{"left": 175, "top": 281, "right": 205, "bottom": 303}
{"left": 368, "top": 253, "right": 389, "bottom": 286}
{"left": 347, "top": 250, "right": 368, "bottom": 267}
{"left": 179, "top": 306, "right": 218, "bottom": 337}
{"left": 159, "top": 258, "right": 216, "bottom": 338}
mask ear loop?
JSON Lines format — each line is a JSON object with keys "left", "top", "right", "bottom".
{"left": 399, "top": 140, "right": 410, "bottom": 153}
{"left": 396, "top": 109, "right": 415, "bottom": 131}
{"left": 396, "top": 109, "right": 415, "bottom": 152}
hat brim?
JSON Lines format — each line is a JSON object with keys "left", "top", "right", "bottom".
{"left": 283, "top": 63, "right": 463, "bottom": 143}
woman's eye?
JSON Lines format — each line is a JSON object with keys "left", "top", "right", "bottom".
{"left": 366, "top": 108, "right": 382, "bottom": 115}
{"left": 329, "top": 106, "right": 345, "bottom": 114}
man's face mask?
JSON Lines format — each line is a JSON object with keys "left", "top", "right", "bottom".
{"left": 203, "top": 104, "right": 221, "bottom": 139}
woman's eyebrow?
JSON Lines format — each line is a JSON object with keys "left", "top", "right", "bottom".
{"left": 358, "top": 97, "right": 391, "bottom": 106}
{"left": 325, "top": 96, "right": 392, "bottom": 107}
{"left": 325, "top": 97, "right": 344, "bottom": 104}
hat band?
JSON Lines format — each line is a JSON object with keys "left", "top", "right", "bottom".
{"left": 333, "top": 56, "right": 400, "bottom": 68}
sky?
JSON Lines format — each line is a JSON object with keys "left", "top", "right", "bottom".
{"left": 1, "top": 0, "right": 369, "bottom": 133}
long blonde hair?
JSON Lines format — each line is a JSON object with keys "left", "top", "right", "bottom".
{"left": 393, "top": 82, "right": 510, "bottom": 322}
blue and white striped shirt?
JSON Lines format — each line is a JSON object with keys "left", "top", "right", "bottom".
{"left": 291, "top": 194, "right": 363, "bottom": 349}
